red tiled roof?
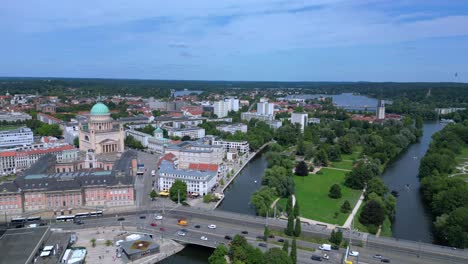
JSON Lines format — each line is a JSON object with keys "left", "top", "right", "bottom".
{"left": 157, "top": 153, "right": 177, "bottom": 166}
{"left": 0, "top": 151, "right": 17, "bottom": 157}
{"left": 188, "top": 163, "right": 218, "bottom": 172}
{"left": 18, "top": 145, "right": 75, "bottom": 156}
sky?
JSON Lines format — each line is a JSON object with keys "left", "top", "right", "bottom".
{"left": 1, "top": 0, "right": 468, "bottom": 82}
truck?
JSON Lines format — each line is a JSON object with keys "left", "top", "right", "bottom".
{"left": 177, "top": 219, "right": 188, "bottom": 226}
{"left": 319, "top": 244, "right": 331, "bottom": 251}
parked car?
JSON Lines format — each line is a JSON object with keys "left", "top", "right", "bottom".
{"left": 331, "top": 244, "right": 339, "bottom": 250}
{"left": 117, "top": 217, "right": 125, "bottom": 221}
{"left": 241, "top": 231, "right": 249, "bottom": 234}
{"left": 277, "top": 238, "right": 285, "bottom": 243}
{"left": 194, "top": 225, "right": 201, "bottom": 228}
{"left": 381, "top": 259, "right": 391, "bottom": 263}
{"left": 268, "top": 234, "right": 275, "bottom": 238}
{"left": 150, "top": 223, "right": 157, "bottom": 227}
{"left": 224, "top": 235, "right": 233, "bottom": 240}
{"left": 154, "top": 215, "right": 163, "bottom": 220}
{"left": 177, "top": 231, "right": 186, "bottom": 236}
{"left": 258, "top": 243, "right": 267, "bottom": 248}
{"left": 139, "top": 215, "right": 146, "bottom": 219}
{"left": 208, "top": 224, "right": 217, "bottom": 229}
{"left": 373, "top": 254, "right": 383, "bottom": 259}
{"left": 200, "top": 236, "right": 208, "bottom": 241}
{"left": 311, "top": 255, "right": 323, "bottom": 261}
{"left": 349, "top": 251, "right": 360, "bottom": 257}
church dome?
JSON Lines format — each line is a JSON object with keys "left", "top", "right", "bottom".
{"left": 90, "top": 102, "right": 110, "bottom": 115}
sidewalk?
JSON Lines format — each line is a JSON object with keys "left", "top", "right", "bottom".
{"left": 342, "top": 188, "right": 366, "bottom": 229}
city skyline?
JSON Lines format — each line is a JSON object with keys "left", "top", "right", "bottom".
{"left": 1, "top": 0, "right": 468, "bottom": 82}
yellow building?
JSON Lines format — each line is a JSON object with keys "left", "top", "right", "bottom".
{"left": 79, "top": 102, "right": 124, "bottom": 154}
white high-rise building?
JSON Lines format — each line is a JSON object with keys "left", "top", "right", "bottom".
{"left": 376, "top": 100, "right": 385, "bottom": 120}
{"left": 291, "top": 112, "right": 308, "bottom": 132}
{"left": 225, "top": 98, "right": 239, "bottom": 112}
{"left": 257, "top": 102, "right": 274, "bottom": 116}
{"left": 214, "top": 100, "right": 229, "bottom": 118}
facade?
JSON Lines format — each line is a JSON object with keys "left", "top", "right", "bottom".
{"left": 216, "top": 123, "right": 247, "bottom": 134}
{"left": 79, "top": 102, "right": 125, "bottom": 154}
{"left": 291, "top": 112, "right": 308, "bottom": 132}
{"left": 225, "top": 98, "right": 240, "bottom": 112}
{"left": 212, "top": 139, "right": 250, "bottom": 154}
{"left": 158, "top": 160, "right": 217, "bottom": 195}
{"left": 0, "top": 127, "right": 34, "bottom": 149}
{"left": 0, "top": 145, "right": 78, "bottom": 174}
{"left": 37, "top": 113, "right": 64, "bottom": 125}
{"left": 257, "top": 102, "right": 274, "bottom": 116}
{"left": 213, "top": 100, "right": 230, "bottom": 118}
{"left": 241, "top": 112, "right": 274, "bottom": 122}
{"left": 126, "top": 127, "right": 170, "bottom": 153}
{"left": 64, "top": 125, "right": 80, "bottom": 145}
{"left": 0, "top": 111, "right": 32, "bottom": 122}
{"left": 167, "top": 127, "right": 205, "bottom": 139}
{"left": 265, "top": 120, "right": 283, "bottom": 129}
{"left": 37, "top": 103, "right": 56, "bottom": 113}
{"left": 165, "top": 141, "right": 224, "bottom": 169}
{"left": 435, "top": 107, "right": 466, "bottom": 115}
{"left": 0, "top": 170, "right": 134, "bottom": 215}
{"left": 376, "top": 100, "right": 385, "bottom": 120}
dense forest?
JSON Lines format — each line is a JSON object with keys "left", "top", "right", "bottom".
{"left": 419, "top": 110, "right": 468, "bottom": 248}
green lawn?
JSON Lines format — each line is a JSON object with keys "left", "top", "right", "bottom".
{"left": 330, "top": 147, "right": 362, "bottom": 170}
{"left": 294, "top": 168, "right": 362, "bottom": 225}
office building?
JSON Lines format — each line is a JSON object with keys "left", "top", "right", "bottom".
{"left": 167, "top": 127, "right": 205, "bottom": 139}
{"left": 212, "top": 139, "right": 250, "bottom": 154}
{"left": 0, "top": 111, "right": 32, "bottom": 122}
{"left": 0, "top": 127, "right": 34, "bottom": 149}
{"left": 216, "top": 123, "right": 248, "bottom": 134}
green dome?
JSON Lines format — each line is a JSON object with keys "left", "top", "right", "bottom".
{"left": 155, "top": 127, "right": 163, "bottom": 133}
{"left": 90, "top": 102, "right": 110, "bottom": 115}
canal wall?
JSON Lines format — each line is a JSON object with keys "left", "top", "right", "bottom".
{"left": 214, "top": 142, "right": 271, "bottom": 209}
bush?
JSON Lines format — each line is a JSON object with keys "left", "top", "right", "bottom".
{"left": 328, "top": 184, "right": 342, "bottom": 199}
{"left": 203, "top": 194, "right": 214, "bottom": 203}
{"left": 295, "top": 161, "right": 308, "bottom": 176}
{"left": 341, "top": 200, "right": 351, "bottom": 213}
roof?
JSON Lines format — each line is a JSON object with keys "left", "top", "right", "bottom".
{"left": 188, "top": 163, "right": 218, "bottom": 172}
{"left": 0, "top": 226, "right": 50, "bottom": 264}
{"left": 90, "top": 102, "right": 110, "bottom": 115}
{"left": 159, "top": 160, "right": 217, "bottom": 181}
{"left": 120, "top": 237, "right": 159, "bottom": 255}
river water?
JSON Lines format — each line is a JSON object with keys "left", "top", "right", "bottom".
{"left": 381, "top": 122, "right": 444, "bottom": 242}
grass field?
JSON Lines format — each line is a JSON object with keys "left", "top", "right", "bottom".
{"left": 294, "top": 168, "right": 361, "bottom": 225}
{"left": 330, "top": 147, "right": 362, "bottom": 170}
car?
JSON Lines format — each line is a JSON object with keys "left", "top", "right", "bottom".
{"left": 74, "top": 220, "right": 83, "bottom": 225}
{"left": 322, "top": 254, "right": 329, "bottom": 260}
{"left": 208, "top": 224, "right": 217, "bottom": 229}
{"left": 373, "top": 254, "right": 383, "bottom": 259}
{"left": 331, "top": 245, "right": 339, "bottom": 250}
{"left": 311, "top": 255, "right": 323, "bottom": 261}
{"left": 277, "top": 238, "right": 285, "bottom": 243}
{"left": 200, "top": 236, "right": 208, "bottom": 241}
{"left": 177, "top": 231, "right": 186, "bottom": 236}
{"left": 181, "top": 229, "right": 188, "bottom": 233}
{"left": 150, "top": 223, "right": 157, "bottom": 227}
{"left": 258, "top": 243, "right": 267, "bottom": 247}
{"left": 349, "top": 251, "right": 359, "bottom": 257}
{"left": 194, "top": 225, "right": 201, "bottom": 228}
{"left": 159, "top": 227, "right": 166, "bottom": 232}
{"left": 224, "top": 235, "right": 233, "bottom": 240}
{"left": 117, "top": 217, "right": 125, "bottom": 221}
{"left": 154, "top": 215, "right": 163, "bottom": 220}
{"left": 268, "top": 235, "right": 275, "bottom": 238}
{"left": 241, "top": 231, "right": 249, "bottom": 234}
{"left": 381, "top": 259, "right": 391, "bottom": 263}
{"left": 256, "top": 235, "right": 265, "bottom": 240}
{"left": 139, "top": 215, "right": 146, "bottom": 219}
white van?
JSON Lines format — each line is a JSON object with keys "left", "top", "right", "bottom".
{"left": 319, "top": 244, "right": 331, "bottom": 251}
{"left": 151, "top": 170, "right": 156, "bottom": 176}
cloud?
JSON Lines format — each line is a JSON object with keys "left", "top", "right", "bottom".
{"left": 168, "top": 42, "right": 189, "bottom": 48}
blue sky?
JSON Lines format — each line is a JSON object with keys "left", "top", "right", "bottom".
{"left": 1, "top": 0, "right": 468, "bottom": 82}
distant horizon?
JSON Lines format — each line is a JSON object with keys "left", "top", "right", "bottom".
{"left": 0, "top": 76, "right": 467, "bottom": 84}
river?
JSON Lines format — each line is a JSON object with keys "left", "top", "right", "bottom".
{"left": 381, "top": 122, "right": 444, "bottom": 243}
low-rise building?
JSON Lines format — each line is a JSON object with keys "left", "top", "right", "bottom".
{"left": 167, "top": 127, "right": 205, "bottom": 139}
{"left": 241, "top": 112, "right": 274, "bottom": 122}
{"left": 216, "top": 123, "right": 248, "bottom": 134}
{"left": 0, "top": 127, "right": 34, "bottom": 149}
{"left": 0, "top": 111, "right": 32, "bottom": 122}
{"left": 37, "top": 113, "right": 64, "bottom": 125}
{"left": 165, "top": 141, "right": 224, "bottom": 169}
{"left": 212, "top": 139, "right": 250, "bottom": 154}
{"left": 158, "top": 160, "right": 217, "bottom": 195}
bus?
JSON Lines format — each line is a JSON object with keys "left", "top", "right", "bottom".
{"left": 11, "top": 217, "right": 26, "bottom": 226}
{"left": 27, "top": 216, "right": 41, "bottom": 222}
{"left": 56, "top": 215, "right": 75, "bottom": 222}
{"left": 90, "top": 211, "right": 103, "bottom": 217}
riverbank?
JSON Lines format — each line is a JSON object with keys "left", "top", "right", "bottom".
{"left": 214, "top": 142, "right": 272, "bottom": 209}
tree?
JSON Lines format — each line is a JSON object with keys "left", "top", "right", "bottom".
{"left": 262, "top": 166, "right": 295, "bottom": 197}
{"left": 341, "top": 200, "right": 351, "bottom": 213}
{"left": 169, "top": 180, "right": 187, "bottom": 203}
{"left": 296, "top": 136, "right": 305, "bottom": 156}
{"left": 251, "top": 187, "right": 276, "bottom": 217}
{"left": 282, "top": 239, "right": 289, "bottom": 253}
{"left": 293, "top": 200, "right": 300, "bottom": 218}
{"left": 329, "top": 230, "right": 343, "bottom": 245}
{"left": 328, "top": 184, "right": 342, "bottom": 199}
{"left": 285, "top": 213, "right": 294, "bottom": 236}
{"left": 314, "top": 149, "right": 329, "bottom": 166}
{"left": 286, "top": 196, "right": 293, "bottom": 216}
{"left": 365, "top": 177, "right": 388, "bottom": 199}
{"left": 264, "top": 226, "right": 270, "bottom": 241}
{"left": 73, "top": 136, "right": 79, "bottom": 147}
{"left": 264, "top": 248, "right": 293, "bottom": 264}
{"left": 290, "top": 238, "right": 297, "bottom": 264}
{"left": 294, "top": 161, "right": 308, "bottom": 176}
{"left": 294, "top": 217, "right": 301, "bottom": 237}
{"left": 209, "top": 244, "right": 228, "bottom": 264}
{"left": 359, "top": 200, "right": 386, "bottom": 226}
{"left": 90, "top": 238, "right": 96, "bottom": 247}
{"left": 149, "top": 190, "right": 157, "bottom": 200}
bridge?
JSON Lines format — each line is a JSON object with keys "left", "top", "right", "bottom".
{"left": 54, "top": 206, "right": 468, "bottom": 264}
